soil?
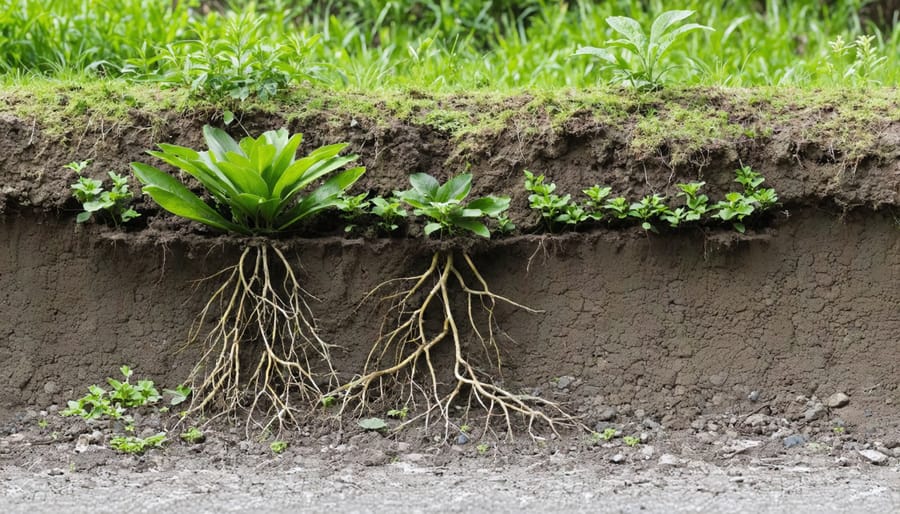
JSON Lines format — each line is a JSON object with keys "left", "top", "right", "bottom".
{"left": 0, "top": 87, "right": 898, "bottom": 509}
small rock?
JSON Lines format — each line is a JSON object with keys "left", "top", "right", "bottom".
{"left": 610, "top": 453, "right": 625, "bottom": 464}
{"left": 633, "top": 409, "right": 646, "bottom": 419}
{"left": 690, "top": 419, "right": 705, "bottom": 430}
{"left": 826, "top": 393, "right": 850, "bottom": 409}
{"left": 640, "top": 445, "right": 655, "bottom": 459}
{"left": 47, "top": 468, "right": 64, "bottom": 476}
{"left": 642, "top": 418, "right": 660, "bottom": 431}
{"left": 783, "top": 434, "right": 808, "bottom": 449}
{"left": 43, "top": 382, "right": 60, "bottom": 395}
{"left": 858, "top": 449, "right": 889, "bottom": 465}
{"left": 396, "top": 442, "right": 411, "bottom": 452}
{"left": 349, "top": 118, "right": 359, "bottom": 128}
{"left": 804, "top": 403, "right": 826, "bottom": 422}
{"left": 748, "top": 390, "right": 760, "bottom": 402}
{"left": 456, "top": 433, "right": 470, "bottom": 445}
{"left": 709, "top": 372, "right": 728, "bottom": 387}
{"left": 596, "top": 406, "right": 617, "bottom": 422}
{"left": 639, "top": 432, "right": 651, "bottom": 443}
{"left": 881, "top": 438, "right": 900, "bottom": 450}
{"left": 556, "top": 376, "right": 575, "bottom": 390}
{"left": 743, "top": 413, "right": 769, "bottom": 427}
{"left": 658, "top": 454, "right": 684, "bottom": 468}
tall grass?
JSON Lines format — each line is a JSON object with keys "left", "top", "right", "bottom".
{"left": 0, "top": 0, "right": 896, "bottom": 93}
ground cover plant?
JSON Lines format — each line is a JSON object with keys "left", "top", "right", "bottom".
{"left": 0, "top": 1, "right": 896, "bottom": 92}
{"left": 132, "top": 125, "right": 364, "bottom": 434}
{"left": 330, "top": 173, "right": 581, "bottom": 440}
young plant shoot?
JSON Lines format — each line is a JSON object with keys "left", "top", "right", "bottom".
{"left": 331, "top": 172, "right": 579, "bottom": 440}
{"left": 132, "top": 125, "right": 364, "bottom": 434}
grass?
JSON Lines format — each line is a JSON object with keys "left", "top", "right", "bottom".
{"left": 0, "top": 0, "right": 897, "bottom": 95}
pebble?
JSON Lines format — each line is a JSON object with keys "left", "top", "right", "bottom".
{"left": 640, "top": 445, "right": 655, "bottom": 459}
{"left": 639, "top": 432, "right": 651, "bottom": 443}
{"left": 804, "top": 403, "right": 826, "bottom": 422}
{"left": 456, "top": 433, "right": 470, "bottom": 445}
{"left": 858, "top": 449, "right": 889, "bottom": 465}
{"left": 43, "top": 381, "right": 60, "bottom": 395}
{"left": 47, "top": 468, "right": 64, "bottom": 476}
{"left": 743, "top": 413, "right": 769, "bottom": 427}
{"left": 748, "top": 390, "right": 760, "bottom": 402}
{"left": 658, "top": 454, "right": 685, "bottom": 468}
{"left": 642, "top": 418, "right": 660, "bottom": 431}
{"left": 826, "top": 392, "right": 850, "bottom": 408}
{"left": 610, "top": 453, "right": 625, "bottom": 464}
{"left": 596, "top": 406, "right": 617, "bottom": 422}
{"left": 709, "top": 372, "right": 728, "bottom": 386}
{"left": 783, "top": 434, "right": 808, "bottom": 449}
{"left": 556, "top": 376, "right": 575, "bottom": 389}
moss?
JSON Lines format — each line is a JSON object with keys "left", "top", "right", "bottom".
{"left": 631, "top": 104, "right": 746, "bottom": 164}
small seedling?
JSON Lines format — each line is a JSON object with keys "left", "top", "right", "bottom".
{"left": 270, "top": 440, "right": 288, "bottom": 454}
{"left": 61, "top": 366, "right": 160, "bottom": 421}
{"left": 832, "top": 426, "right": 846, "bottom": 434}
{"left": 601, "top": 427, "right": 617, "bottom": 441}
{"left": 583, "top": 185, "right": 612, "bottom": 220}
{"left": 110, "top": 433, "right": 166, "bottom": 455}
{"left": 37, "top": 419, "right": 49, "bottom": 429}
{"left": 628, "top": 194, "right": 671, "bottom": 233}
{"left": 67, "top": 161, "right": 140, "bottom": 225}
{"left": 663, "top": 182, "right": 708, "bottom": 227}
{"left": 603, "top": 197, "right": 630, "bottom": 220}
{"left": 460, "top": 424, "right": 471, "bottom": 433}
{"left": 320, "top": 395, "right": 336, "bottom": 408}
{"left": 623, "top": 435, "right": 640, "bottom": 447}
{"left": 336, "top": 192, "right": 371, "bottom": 232}
{"left": 476, "top": 443, "right": 490, "bottom": 454}
{"left": 180, "top": 427, "right": 205, "bottom": 444}
{"left": 524, "top": 170, "right": 572, "bottom": 230}
{"left": 387, "top": 406, "right": 409, "bottom": 421}
{"left": 397, "top": 172, "right": 510, "bottom": 238}
{"left": 163, "top": 384, "right": 191, "bottom": 406}
{"left": 370, "top": 196, "right": 407, "bottom": 233}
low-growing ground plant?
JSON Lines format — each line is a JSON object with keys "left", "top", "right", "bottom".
{"left": 627, "top": 194, "right": 671, "bottom": 233}
{"left": 110, "top": 433, "right": 167, "bottom": 455}
{"left": 180, "top": 427, "right": 205, "bottom": 444}
{"left": 67, "top": 160, "right": 140, "bottom": 226}
{"left": 332, "top": 173, "right": 580, "bottom": 440}
{"left": 61, "top": 366, "right": 161, "bottom": 422}
{"left": 713, "top": 166, "right": 778, "bottom": 233}
{"left": 524, "top": 170, "right": 572, "bottom": 231}
{"left": 663, "top": 182, "right": 708, "bottom": 227}
{"left": 132, "top": 125, "right": 364, "bottom": 434}
{"left": 369, "top": 195, "right": 407, "bottom": 233}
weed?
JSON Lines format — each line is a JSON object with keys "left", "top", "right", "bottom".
{"left": 601, "top": 427, "right": 617, "bottom": 441}
{"left": 320, "top": 395, "right": 336, "bottom": 408}
{"left": 336, "top": 192, "right": 371, "bottom": 233}
{"left": 37, "top": 419, "right": 48, "bottom": 429}
{"left": 575, "top": 11, "right": 713, "bottom": 91}
{"left": 67, "top": 161, "right": 140, "bottom": 226}
{"left": 358, "top": 417, "right": 388, "bottom": 431}
{"left": 387, "top": 406, "right": 410, "bottom": 421}
{"left": 333, "top": 173, "right": 580, "bottom": 441}
{"left": 460, "top": 424, "right": 471, "bottom": 433}
{"left": 832, "top": 426, "right": 845, "bottom": 434}
{"left": 524, "top": 170, "right": 571, "bottom": 230}
{"left": 623, "top": 435, "right": 640, "bottom": 447}
{"left": 628, "top": 194, "right": 672, "bottom": 233}
{"left": 270, "top": 440, "right": 288, "bottom": 454}
{"left": 110, "top": 433, "right": 167, "bottom": 455}
{"left": 603, "top": 197, "right": 630, "bottom": 220}
{"left": 61, "top": 366, "right": 159, "bottom": 421}
{"left": 713, "top": 166, "right": 778, "bottom": 233}
{"left": 163, "top": 384, "right": 191, "bottom": 406}
{"left": 396, "top": 173, "right": 509, "bottom": 238}
{"left": 133, "top": 126, "right": 365, "bottom": 434}
{"left": 370, "top": 196, "right": 407, "bottom": 233}
{"left": 583, "top": 185, "right": 612, "bottom": 220}
{"left": 476, "top": 443, "right": 490, "bottom": 454}
{"left": 180, "top": 427, "right": 205, "bottom": 444}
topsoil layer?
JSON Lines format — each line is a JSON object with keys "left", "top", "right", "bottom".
{"left": 0, "top": 85, "right": 898, "bottom": 437}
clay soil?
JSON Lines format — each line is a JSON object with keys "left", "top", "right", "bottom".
{"left": 0, "top": 87, "right": 899, "bottom": 510}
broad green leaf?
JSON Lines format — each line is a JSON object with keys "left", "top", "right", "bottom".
{"left": 272, "top": 143, "right": 349, "bottom": 197}
{"left": 424, "top": 222, "right": 443, "bottom": 236}
{"left": 606, "top": 16, "right": 646, "bottom": 47}
{"left": 76, "top": 211, "right": 91, "bottom": 223}
{"left": 574, "top": 46, "right": 617, "bottom": 63}
{"left": 656, "top": 23, "right": 713, "bottom": 59}
{"left": 276, "top": 167, "right": 364, "bottom": 230}
{"left": 358, "top": 417, "right": 388, "bottom": 431}
{"left": 203, "top": 126, "right": 243, "bottom": 161}
{"left": 279, "top": 154, "right": 359, "bottom": 203}
{"left": 216, "top": 159, "right": 269, "bottom": 198}
{"left": 435, "top": 173, "right": 472, "bottom": 202}
{"left": 467, "top": 196, "right": 510, "bottom": 217}
{"left": 409, "top": 173, "right": 440, "bottom": 199}
{"left": 132, "top": 162, "right": 246, "bottom": 234}
{"left": 649, "top": 11, "right": 695, "bottom": 44}
{"left": 453, "top": 219, "right": 490, "bottom": 238}
{"left": 267, "top": 133, "right": 303, "bottom": 187}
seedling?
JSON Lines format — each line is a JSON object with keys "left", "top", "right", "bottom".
{"left": 180, "top": 427, "right": 205, "bottom": 444}
{"left": 270, "top": 440, "right": 288, "bottom": 454}
{"left": 37, "top": 419, "right": 49, "bottom": 429}
{"left": 67, "top": 161, "right": 140, "bottom": 226}
{"left": 575, "top": 11, "right": 713, "bottom": 91}
{"left": 333, "top": 173, "right": 580, "bottom": 441}
{"left": 603, "top": 197, "right": 630, "bottom": 220}
{"left": 110, "top": 433, "right": 166, "bottom": 455}
{"left": 601, "top": 427, "right": 617, "bottom": 441}
{"left": 336, "top": 192, "right": 371, "bottom": 233}
{"left": 387, "top": 406, "right": 409, "bottom": 421}
{"left": 583, "top": 185, "right": 612, "bottom": 220}
{"left": 133, "top": 126, "right": 364, "bottom": 435}
{"left": 163, "top": 384, "right": 191, "bottom": 406}
{"left": 476, "top": 443, "right": 490, "bottom": 454}
{"left": 370, "top": 196, "right": 407, "bottom": 233}
{"left": 628, "top": 194, "right": 672, "bottom": 233}
{"left": 61, "top": 366, "right": 159, "bottom": 421}
{"left": 623, "top": 435, "right": 640, "bottom": 447}
{"left": 524, "top": 170, "right": 572, "bottom": 230}
{"left": 663, "top": 182, "right": 708, "bottom": 227}
{"left": 358, "top": 417, "right": 388, "bottom": 431}
{"left": 320, "top": 395, "right": 336, "bottom": 408}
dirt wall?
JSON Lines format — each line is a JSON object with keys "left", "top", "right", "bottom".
{"left": 2, "top": 209, "right": 897, "bottom": 427}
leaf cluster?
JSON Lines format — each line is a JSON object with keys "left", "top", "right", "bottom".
{"left": 575, "top": 10, "right": 713, "bottom": 91}
{"left": 61, "top": 366, "right": 161, "bottom": 421}
{"left": 132, "top": 125, "right": 364, "bottom": 235}
{"left": 110, "top": 433, "right": 167, "bottom": 455}
{"left": 396, "top": 173, "right": 510, "bottom": 239}
{"left": 67, "top": 160, "right": 140, "bottom": 226}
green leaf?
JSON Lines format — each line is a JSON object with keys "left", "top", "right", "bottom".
{"left": 423, "top": 222, "right": 443, "bottom": 236}
{"left": 649, "top": 10, "right": 695, "bottom": 44}
{"left": 203, "top": 126, "right": 243, "bottom": 161}
{"left": 358, "top": 417, "right": 388, "bottom": 431}
{"left": 574, "top": 46, "right": 617, "bottom": 62}
{"left": 467, "top": 196, "right": 510, "bottom": 217}
{"left": 606, "top": 16, "right": 646, "bottom": 47}
{"left": 453, "top": 219, "right": 490, "bottom": 238}
{"left": 132, "top": 162, "right": 247, "bottom": 234}
{"left": 435, "top": 173, "right": 472, "bottom": 202}
{"left": 276, "top": 167, "right": 365, "bottom": 230}
{"left": 409, "top": 173, "right": 440, "bottom": 199}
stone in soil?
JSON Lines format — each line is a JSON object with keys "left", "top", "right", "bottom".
{"left": 456, "top": 433, "right": 470, "bottom": 445}
{"left": 658, "top": 454, "right": 685, "bottom": 468}
{"left": 555, "top": 376, "right": 575, "bottom": 389}
{"left": 783, "top": 434, "right": 808, "bottom": 449}
{"left": 804, "top": 402, "right": 826, "bottom": 422}
{"left": 826, "top": 393, "right": 850, "bottom": 408}
{"left": 596, "top": 406, "right": 617, "bottom": 422}
{"left": 858, "top": 449, "right": 889, "bottom": 465}
{"left": 610, "top": 453, "right": 625, "bottom": 464}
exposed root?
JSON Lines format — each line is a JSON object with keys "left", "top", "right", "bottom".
{"left": 332, "top": 251, "right": 585, "bottom": 441}
{"left": 183, "top": 244, "right": 337, "bottom": 436}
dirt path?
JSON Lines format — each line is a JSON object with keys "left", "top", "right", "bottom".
{"left": 3, "top": 453, "right": 900, "bottom": 513}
